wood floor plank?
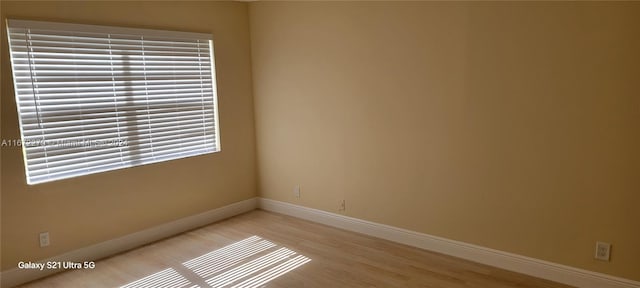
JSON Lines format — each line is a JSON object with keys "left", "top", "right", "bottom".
{"left": 17, "top": 210, "right": 574, "bottom": 288}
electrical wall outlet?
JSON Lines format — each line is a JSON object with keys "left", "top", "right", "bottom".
{"left": 339, "top": 200, "right": 346, "bottom": 211}
{"left": 294, "top": 185, "right": 301, "bottom": 198}
{"left": 595, "top": 241, "right": 611, "bottom": 261}
{"left": 39, "top": 232, "right": 50, "bottom": 247}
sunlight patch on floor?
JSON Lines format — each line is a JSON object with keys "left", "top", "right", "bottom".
{"left": 120, "top": 268, "right": 195, "bottom": 288}
{"left": 119, "top": 236, "right": 310, "bottom": 288}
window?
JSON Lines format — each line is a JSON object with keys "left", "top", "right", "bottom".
{"left": 7, "top": 19, "right": 220, "bottom": 185}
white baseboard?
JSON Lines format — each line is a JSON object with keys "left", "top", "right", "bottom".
{"left": 258, "top": 198, "right": 640, "bottom": 288}
{"left": 0, "top": 197, "right": 258, "bottom": 288}
{"left": 3, "top": 197, "right": 638, "bottom": 288}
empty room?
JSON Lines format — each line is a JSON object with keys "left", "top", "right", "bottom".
{"left": 1, "top": 1, "right": 639, "bottom": 287}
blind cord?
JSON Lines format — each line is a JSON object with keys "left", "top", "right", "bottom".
{"left": 25, "top": 29, "right": 43, "bottom": 129}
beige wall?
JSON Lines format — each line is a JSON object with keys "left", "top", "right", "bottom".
{"left": 250, "top": 2, "right": 640, "bottom": 281}
{"left": 1, "top": 1, "right": 257, "bottom": 270}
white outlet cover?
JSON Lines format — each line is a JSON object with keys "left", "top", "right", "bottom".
{"left": 595, "top": 241, "right": 611, "bottom": 261}
{"left": 39, "top": 232, "right": 50, "bottom": 247}
{"left": 294, "top": 185, "right": 300, "bottom": 198}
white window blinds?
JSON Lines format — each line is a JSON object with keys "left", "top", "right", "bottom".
{"left": 7, "top": 19, "right": 220, "bottom": 185}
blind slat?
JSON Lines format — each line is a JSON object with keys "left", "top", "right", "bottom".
{"left": 29, "top": 143, "right": 215, "bottom": 177}
{"left": 27, "top": 133, "right": 215, "bottom": 168}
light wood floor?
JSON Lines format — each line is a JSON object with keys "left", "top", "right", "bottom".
{"left": 19, "top": 210, "right": 573, "bottom": 288}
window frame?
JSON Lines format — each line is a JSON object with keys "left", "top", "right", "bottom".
{"left": 6, "top": 19, "right": 222, "bottom": 185}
